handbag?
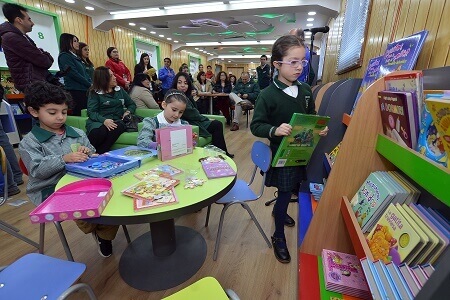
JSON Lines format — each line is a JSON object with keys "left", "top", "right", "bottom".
{"left": 122, "top": 114, "right": 143, "bottom": 132}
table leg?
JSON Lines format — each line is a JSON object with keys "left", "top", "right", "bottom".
{"left": 119, "top": 219, "right": 207, "bottom": 291}
{"left": 209, "top": 97, "right": 213, "bottom": 114}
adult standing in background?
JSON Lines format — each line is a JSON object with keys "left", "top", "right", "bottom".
{"left": 193, "top": 64, "right": 204, "bottom": 82}
{"left": 288, "top": 28, "right": 315, "bottom": 85}
{"left": 158, "top": 57, "right": 175, "bottom": 97}
{"left": 58, "top": 33, "right": 91, "bottom": 116}
{"left": 0, "top": 3, "right": 54, "bottom": 92}
{"left": 205, "top": 65, "right": 215, "bottom": 83}
{"left": 129, "top": 73, "right": 159, "bottom": 109}
{"left": 76, "top": 42, "right": 95, "bottom": 80}
{"left": 105, "top": 47, "right": 132, "bottom": 91}
{"left": 256, "top": 54, "right": 271, "bottom": 90}
{"left": 134, "top": 53, "right": 157, "bottom": 81}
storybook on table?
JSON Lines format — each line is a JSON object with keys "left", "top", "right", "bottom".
{"left": 200, "top": 155, "right": 236, "bottom": 179}
{"left": 155, "top": 125, "right": 193, "bottom": 161}
{"left": 271, "top": 113, "right": 329, "bottom": 167}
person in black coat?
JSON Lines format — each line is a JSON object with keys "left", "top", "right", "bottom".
{"left": 134, "top": 53, "right": 157, "bottom": 81}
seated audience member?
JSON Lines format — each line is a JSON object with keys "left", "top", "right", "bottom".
{"left": 212, "top": 71, "right": 232, "bottom": 125}
{"left": 18, "top": 81, "right": 119, "bottom": 257}
{"left": 229, "top": 74, "right": 237, "bottom": 89}
{"left": 193, "top": 71, "right": 212, "bottom": 114}
{"left": 229, "top": 72, "right": 260, "bottom": 131}
{"left": 86, "top": 66, "right": 136, "bottom": 154}
{"left": 134, "top": 53, "right": 157, "bottom": 81}
{"left": 137, "top": 89, "right": 189, "bottom": 148}
{"left": 105, "top": 47, "right": 132, "bottom": 90}
{"left": 179, "top": 64, "right": 194, "bottom": 83}
{"left": 171, "top": 72, "right": 233, "bottom": 158}
{"left": 129, "top": 73, "right": 159, "bottom": 109}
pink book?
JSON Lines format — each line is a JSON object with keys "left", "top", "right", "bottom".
{"left": 200, "top": 156, "right": 236, "bottom": 179}
{"left": 155, "top": 125, "right": 193, "bottom": 161}
{"left": 321, "top": 249, "right": 370, "bottom": 298}
{"left": 29, "top": 179, "right": 113, "bottom": 223}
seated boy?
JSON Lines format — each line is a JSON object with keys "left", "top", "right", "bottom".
{"left": 19, "top": 81, "right": 119, "bottom": 258}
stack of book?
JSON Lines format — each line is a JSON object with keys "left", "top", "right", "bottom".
{"left": 309, "top": 182, "right": 324, "bottom": 201}
{"left": 321, "top": 249, "right": 371, "bottom": 299}
{"left": 360, "top": 257, "right": 435, "bottom": 299}
{"left": 350, "top": 171, "right": 420, "bottom": 233}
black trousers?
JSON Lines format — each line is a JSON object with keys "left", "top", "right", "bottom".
{"left": 88, "top": 122, "right": 126, "bottom": 154}
{"left": 67, "top": 90, "right": 88, "bottom": 116}
{"left": 207, "top": 120, "right": 228, "bottom": 153}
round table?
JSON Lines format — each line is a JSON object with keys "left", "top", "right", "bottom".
{"left": 57, "top": 149, "right": 236, "bottom": 291}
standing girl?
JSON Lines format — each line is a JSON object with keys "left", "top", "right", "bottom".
{"left": 105, "top": 47, "right": 132, "bottom": 90}
{"left": 58, "top": 33, "right": 91, "bottom": 116}
{"left": 212, "top": 71, "right": 232, "bottom": 125}
{"left": 76, "top": 42, "right": 95, "bottom": 81}
{"left": 250, "top": 35, "right": 328, "bottom": 263}
{"left": 137, "top": 89, "right": 189, "bottom": 147}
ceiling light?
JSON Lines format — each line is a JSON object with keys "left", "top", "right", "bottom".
{"left": 65, "top": 0, "right": 75, "bottom": 3}
{"left": 129, "top": 23, "right": 135, "bottom": 26}
{"left": 150, "top": 31, "right": 156, "bottom": 34}
{"left": 305, "top": 31, "right": 312, "bottom": 35}
{"left": 174, "top": 40, "right": 179, "bottom": 43}
{"left": 306, "top": 23, "right": 313, "bottom": 27}
{"left": 117, "top": 29, "right": 122, "bottom": 32}
{"left": 195, "top": 48, "right": 199, "bottom": 50}
{"left": 159, "top": 34, "right": 164, "bottom": 37}
{"left": 140, "top": 27, "right": 146, "bottom": 30}
{"left": 127, "top": 33, "right": 132, "bottom": 36}
{"left": 228, "top": 61, "right": 231, "bottom": 62}
{"left": 307, "top": 18, "right": 314, "bottom": 21}
{"left": 85, "top": 6, "right": 94, "bottom": 11}
{"left": 250, "top": 62, "right": 253, "bottom": 64}
{"left": 186, "top": 40, "right": 275, "bottom": 47}
{"left": 308, "top": 11, "right": 316, "bottom": 16}
{"left": 111, "top": 7, "right": 161, "bottom": 15}
{"left": 167, "top": 37, "right": 172, "bottom": 40}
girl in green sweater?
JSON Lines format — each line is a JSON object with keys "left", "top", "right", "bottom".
{"left": 251, "top": 35, "right": 328, "bottom": 263}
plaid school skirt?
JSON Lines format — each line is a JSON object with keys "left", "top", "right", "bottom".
{"left": 264, "top": 165, "right": 306, "bottom": 192}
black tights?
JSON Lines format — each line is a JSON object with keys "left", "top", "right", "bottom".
{"left": 88, "top": 122, "right": 126, "bottom": 154}
{"left": 207, "top": 120, "right": 229, "bottom": 154}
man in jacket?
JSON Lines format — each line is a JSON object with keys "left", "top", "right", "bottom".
{"left": 229, "top": 72, "right": 260, "bottom": 131}
{"left": 0, "top": 3, "right": 54, "bottom": 92}
{"left": 256, "top": 54, "right": 271, "bottom": 90}
{"left": 158, "top": 57, "right": 175, "bottom": 97}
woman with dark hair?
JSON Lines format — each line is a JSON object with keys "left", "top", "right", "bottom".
{"left": 129, "top": 73, "right": 159, "bottom": 109}
{"left": 193, "top": 71, "right": 212, "bottom": 114}
{"left": 105, "top": 47, "right": 132, "bottom": 90}
{"left": 86, "top": 66, "right": 136, "bottom": 154}
{"left": 76, "top": 42, "right": 94, "bottom": 80}
{"left": 134, "top": 53, "right": 157, "bottom": 81}
{"left": 171, "top": 72, "right": 233, "bottom": 158}
{"left": 58, "top": 33, "right": 91, "bottom": 115}
{"left": 212, "top": 71, "right": 232, "bottom": 125}
{"left": 229, "top": 74, "right": 237, "bottom": 89}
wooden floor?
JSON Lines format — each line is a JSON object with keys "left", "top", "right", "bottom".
{"left": 0, "top": 114, "right": 298, "bottom": 299}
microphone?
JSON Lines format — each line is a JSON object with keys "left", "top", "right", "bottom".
{"left": 304, "top": 26, "right": 330, "bottom": 34}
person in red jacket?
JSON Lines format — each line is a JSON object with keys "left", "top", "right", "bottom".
{"left": 105, "top": 47, "right": 132, "bottom": 90}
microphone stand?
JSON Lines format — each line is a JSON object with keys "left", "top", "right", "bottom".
{"left": 307, "top": 32, "right": 316, "bottom": 85}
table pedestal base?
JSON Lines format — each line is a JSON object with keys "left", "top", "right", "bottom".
{"left": 119, "top": 225, "right": 207, "bottom": 291}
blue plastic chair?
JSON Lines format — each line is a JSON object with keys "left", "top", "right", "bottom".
{"left": 0, "top": 253, "right": 97, "bottom": 299}
{"left": 205, "top": 141, "right": 272, "bottom": 260}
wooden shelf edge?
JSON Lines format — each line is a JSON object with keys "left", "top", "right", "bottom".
{"left": 5, "top": 93, "right": 25, "bottom": 100}
{"left": 340, "top": 196, "right": 374, "bottom": 261}
{"left": 376, "top": 134, "right": 450, "bottom": 206}
{"left": 342, "top": 113, "right": 352, "bottom": 126}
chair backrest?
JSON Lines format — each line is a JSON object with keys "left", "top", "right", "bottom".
{"left": 251, "top": 141, "right": 271, "bottom": 172}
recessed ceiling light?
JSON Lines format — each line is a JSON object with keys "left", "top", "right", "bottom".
{"left": 307, "top": 18, "right": 314, "bottom": 22}
{"left": 85, "top": 6, "right": 94, "bottom": 11}
{"left": 129, "top": 23, "right": 136, "bottom": 26}
{"left": 228, "top": 61, "right": 231, "bottom": 63}
{"left": 150, "top": 31, "right": 156, "bottom": 34}
{"left": 140, "top": 27, "right": 146, "bottom": 30}
{"left": 221, "top": 58, "right": 224, "bottom": 60}
{"left": 306, "top": 23, "right": 313, "bottom": 27}
{"left": 167, "top": 37, "right": 172, "bottom": 40}
{"left": 250, "top": 62, "right": 253, "bottom": 64}
{"left": 174, "top": 40, "right": 179, "bottom": 43}
{"left": 127, "top": 33, "right": 132, "bottom": 36}
{"left": 195, "top": 47, "right": 199, "bottom": 50}
{"left": 305, "top": 31, "right": 312, "bottom": 35}
{"left": 117, "top": 29, "right": 122, "bottom": 32}
{"left": 308, "top": 11, "right": 316, "bottom": 16}
{"left": 159, "top": 34, "right": 164, "bottom": 37}
{"left": 65, "top": 0, "right": 75, "bottom": 3}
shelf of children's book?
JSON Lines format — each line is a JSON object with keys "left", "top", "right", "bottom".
{"left": 340, "top": 196, "right": 374, "bottom": 261}
{"left": 5, "top": 93, "right": 25, "bottom": 101}
{"left": 376, "top": 134, "right": 450, "bottom": 206}
{"left": 342, "top": 113, "right": 351, "bottom": 126}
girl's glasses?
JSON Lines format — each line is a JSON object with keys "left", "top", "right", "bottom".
{"left": 276, "top": 60, "right": 309, "bottom": 68}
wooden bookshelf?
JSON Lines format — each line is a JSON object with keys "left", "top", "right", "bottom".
{"left": 342, "top": 113, "right": 352, "bottom": 126}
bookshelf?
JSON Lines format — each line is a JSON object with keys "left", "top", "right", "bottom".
{"left": 299, "top": 71, "right": 449, "bottom": 299}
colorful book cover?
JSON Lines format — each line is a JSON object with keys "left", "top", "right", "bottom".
{"left": 317, "top": 256, "right": 344, "bottom": 300}
{"left": 385, "top": 262, "right": 415, "bottom": 300}
{"left": 366, "top": 204, "right": 421, "bottom": 265}
{"left": 65, "top": 155, "right": 140, "bottom": 178}
{"left": 321, "top": 249, "right": 370, "bottom": 298}
{"left": 133, "top": 188, "right": 178, "bottom": 211}
{"left": 351, "top": 55, "right": 383, "bottom": 115}
{"left": 425, "top": 97, "right": 450, "bottom": 166}
{"left": 122, "top": 176, "right": 180, "bottom": 201}
{"left": 155, "top": 125, "right": 193, "bottom": 161}
{"left": 105, "top": 146, "right": 157, "bottom": 162}
{"left": 350, "top": 172, "right": 395, "bottom": 232}
{"left": 200, "top": 155, "right": 236, "bottom": 179}
{"left": 378, "top": 91, "right": 418, "bottom": 149}
{"left": 328, "top": 141, "right": 342, "bottom": 166}
{"left": 378, "top": 30, "right": 428, "bottom": 77}
{"left": 134, "top": 164, "right": 183, "bottom": 180}
{"left": 271, "top": 113, "right": 330, "bottom": 167}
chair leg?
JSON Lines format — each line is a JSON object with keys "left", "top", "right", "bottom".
{"left": 213, "top": 203, "right": 233, "bottom": 261}
{"left": 53, "top": 221, "right": 74, "bottom": 261}
{"left": 0, "top": 220, "right": 39, "bottom": 249}
{"left": 240, "top": 202, "right": 272, "bottom": 248}
{"left": 205, "top": 204, "right": 211, "bottom": 227}
{"left": 122, "top": 225, "right": 131, "bottom": 244}
{"left": 57, "top": 283, "right": 97, "bottom": 300}
{"left": 39, "top": 223, "right": 45, "bottom": 253}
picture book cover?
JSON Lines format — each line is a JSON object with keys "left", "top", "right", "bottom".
{"left": 385, "top": 262, "right": 415, "bottom": 300}
{"left": 366, "top": 204, "right": 421, "bottom": 265}
{"left": 350, "top": 172, "right": 395, "bottom": 232}
{"left": 317, "top": 256, "right": 345, "bottom": 300}
{"left": 122, "top": 176, "right": 180, "bottom": 201}
{"left": 272, "top": 113, "right": 330, "bottom": 167}
{"left": 134, "top": 164, "right": 183, "bottom": 180}
{"left": 378, "top": 91, "right": 418, "bottom": 149}
{"left": 425, "top": 97, "right": 450, "bottom": 165}
{"left": 66, "top": 155, "right": 140, "bottom": 178}
{"left": 133, "top": 188, "right": 178, "bottom": 211}
{"left": 360, "top": 258, "right": 383, "bottom": 300}
{"left": 378, "top": 30, "right": 429, "bottom": 77}
{"left": 105, "top": 146, "right": 157, "bottom": 162}
{"left": 351, "top": 55, "right": 383, "bottom": 115}
{"left": 155, "top": 125, "right": 193, "bottom": 161}
{"left": 321, "top": 249, "right": 370, "bottom": 298}
{"left": 373, "top": 260, "right": 401, "bottom": 300}
{"left": 200, "top": 155, "right": 236, "bottom": 179}
{"left": 327, "top": 141, "right": 342, "bottom": 166}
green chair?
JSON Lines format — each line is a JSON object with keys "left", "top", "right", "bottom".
{"left": 162, "top": 277, "right": 239, "bottom": 300}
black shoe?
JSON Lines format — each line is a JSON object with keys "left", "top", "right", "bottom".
{"left": 15, "top": 179, "right": 24, "bottom": 186}
{"left": 92, "top": 232, "right": 113, "bottom": 257}
{"left": 226, "top": 152, "right": 234, "bottom": 159}
{"left": 271, "top": 236, "right": 291, "bottom": 263}
{"left": 7, "top": 187, "right": 21, "bottom": 196}
{"left": 272, "top": 211, "right": 296, "bottom": 227}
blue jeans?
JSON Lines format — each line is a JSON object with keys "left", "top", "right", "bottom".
{"left": 0, "top": 121, "right": 23, "bottom": 193}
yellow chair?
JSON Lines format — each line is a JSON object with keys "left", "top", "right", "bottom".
{"left": 162, "top": 277, "right": 239, "bottom": 300}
